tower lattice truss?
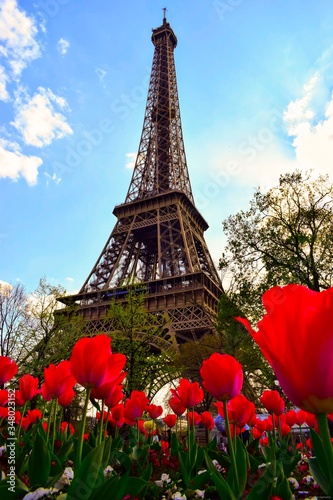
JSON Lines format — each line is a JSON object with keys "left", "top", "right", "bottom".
{"left": 60, "top": 17, "right": 223, "bottom": 343}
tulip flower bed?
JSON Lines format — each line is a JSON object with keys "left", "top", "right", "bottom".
{"left": 0, "top": 284, "right": 332, "bottom": 499}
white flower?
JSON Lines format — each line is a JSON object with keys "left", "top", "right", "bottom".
{"left": 63, "top": 467, "right": 74, "bottom": 480}
{"left": 53, "top": 466, "right": 74, "bottom": 490}
{"left": 0, "top": 445, "right": 6, "bottom": 457}
{"left": 171, "top": 492, "right": 187, "bottom": 500}
{"left": 23, "top": 488, "right": 56, "bottom": 499}
{"left": 288, "top": 477, "right": 300, "bottom": 489}
{"left": 104, "top": 465, "right": 114, "bottom": 476}
{"left": 303, "top": 475, "right": 316, "bottom": 484}
{"left": 155, "top": 480, "right": 164, "bottom": 487}
{"left": 258, "top": 463, "right": 267, "bottom": 469}
{"left": 195, "top": 490, "right": 205, "bottom": 498}
{"left": 197, "top": 469, "right": 207, "bottom": 475}
{"left": 161, "top": 473, "right": 171, "bottom": 483}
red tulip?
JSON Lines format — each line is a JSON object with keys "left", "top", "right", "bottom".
{"left": 21, "top": 409, "right": 42, "bottom": 430}
{"left": 96, "top": 411, "right": 110, "bottom": 422}
{"left": 124, "top": 390, "right": 149, "bottom": 424}
{"left": 248, "top": 413, "right": 257, "bottom": 427}
{"left": 236, "top": 285, "right": 333, "bottom": 414}
{"left": 260, "top": 390, "right": 285, "bottom": 416}
{"left": 0, "top": 390, "right": 8, "bottom": 406}
{"left": 163, "top": 414, "right": 177, "bottom": 428}
{"left": 200, "top": 353, "right": 243, "bottom": 402}
{"left": 201, "top": 411, "right": 215, "bottom": 431}
{"left": 170, "top": 378, "right": 204, "bottom": 409}
{"left": 19, "top": 374, "right": 39, "bottom": 403}
{"left": 110, "top": 403, "right": 125, "bottom": 428}
{"left": 216, "top": 394, "right": 254, "bottom": 429}
{"left": 26, "top": 409, "right": 42, "bottom": 423}
{"left": 169, "top": 395, "right": 186, "bottom": 416}
{"left": 60, "top": 422, "right": 75, "bottom": 435}
{"left": 146, "top": 404, "right": 163, "bottom": 420}
{"left": 187, "top": 410, "right": 201, "bottom": 426}
{"left": 0, "top": 356, "right": 18, "bottom": 385}
{"left": 285, "top": 409, "right": 297, "bottom": 427}
{"left": 252, "top": 426, "right": 263, "bottom": 439}
{"left": 91, "top": 374, "right": 125, "bottom": 410}
{"left": 70, "top": 334, "right": 126, "bottom": 389}
{"left": 58, "top": 387, "right": 75, "bottom": 407}
{"left": 281, "top": 423, "right": 291, "bottom": 436}
{"left": 14, "top": 390, "right": 25, "bottom": 407}
{"left": 0, "top": 407, "right": 8, "bottom": 419}
{"left": 42, "top": 361, "right": 76, "bottom": 401}
{"left": 255, "top": 418, "right": 267, "bottom": 433}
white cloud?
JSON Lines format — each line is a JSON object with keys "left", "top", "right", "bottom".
{"left": 0, "top": 65, "right": 9, "bottom": 101}
{"left": 0, "top": 138, "right": 42, "bottom": 185}
{"left": 12, "top": 87, "right": 73, "bottom": 147}
{"left": 57, "top": 38, "right": 69, "bottom": 56}
{"left": 125, "top": 152, "right": 137, "bottom": 169}
{"left": 0, "top": 0, "right": 41, "bottom": 77}
{"left": 65, "top": 277, "right": 74, "bottom": 282}
{"left": 284, "top": 71, "right": 333, "bottom": 175}
{"left": 44, "top": 171, "right": 61, "bottom": 185}
{"left": 96, "top": 67, "right": 107, "bottom": 85}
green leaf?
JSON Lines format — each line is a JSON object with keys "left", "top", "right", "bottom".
{"left": 248, "top": 453, "right": 262, "bottom": 473}
{"left": 206, "top": 449, "right": 231, "bottom": 468}
{"left": 90, "top": 471, "right": 146, "bottom": 500}
{"left": 276, "top": 476, "right": 293, "bottom": 500}
{"left": 178, "top": 450, "right": 190, "bottom": 489}
{"left": 110, "top": 449, "right": 132, "bottom": 473}
{"left": 0, "top": 478, "right": 29, "bottom": 499}
{"left": 102, "top": 436, "right": 112, "bottom": 469}
{"left": 56, "top": 439, "right": 74, "bottom": 464}
{"left": 67, "top": 441, "right": 105, "bottom": 500}
{"left": 170, "top": 430, "right": 179, "bottom": 456}
{"left": 27, "top": 432, "right": 51, "bottom": 488}
{"left": 141, "top": 462, "right": 152, "bottom": 482}
{"left": 191, "top": 469, "right": 211, "bottom": 490}
{"left": 310, "top": 428, "right": 330, "bottom": 479}
{"left": 247, "top": 460, "right": 276, "bottom": 500}
{"left": 235, "top": 436, "right": 248, "bottom": 495}
{"left": 309, "top": 457, "right": 330, "bottom": 495}
{"left": 204, "top": 451, "right": 236, "bottom": 500}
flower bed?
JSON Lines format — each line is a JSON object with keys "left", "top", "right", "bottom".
{"left": 0, "top": 284, "right": 332, "bottom": 499}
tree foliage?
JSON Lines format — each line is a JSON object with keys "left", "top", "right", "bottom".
{"left": 0, "top": 281, "right": 28, "bottom": 359}
{"left": 220, "top": 170, "right": 333, "bottom": 321}
{"left": 106, "top": 289, "right": 179, "bottom": 399}
{"left": 17, "top": 278, "right": 84, "bottom": 380}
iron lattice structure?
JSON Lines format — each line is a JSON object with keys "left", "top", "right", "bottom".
{"left": 60, "top": 16, "right": 223, "bottom": 345}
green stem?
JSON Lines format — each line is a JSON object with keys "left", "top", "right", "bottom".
{"left": 271, "top": 413, "right": 277, "bottom": 449}
{"left": 103, "top": 407, "right": 111, "bottom": 439}
{"left": 316, "top": 413, "right": 333, "bottom": 489}
{"left": 277, "top": 415, "right": 282, "bottom": 444}
{"left": 98, "top": 400, "right": 105, "bottom": 445}
{"left": 223, "top": 400, "right": 239, "bottom": 490}
{"left": 17, "top": 402, "right": 27, "bottom": 441}
{"left": 76, "top": 387, "right": 91, "bottom": 469}
{"left": 51, "top": 398, "right": 58, "bottom": 452}
{"left": 46, "top": 400, "right": 54, "bottom": 444}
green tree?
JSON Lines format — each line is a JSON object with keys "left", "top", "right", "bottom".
{"left": 106, "top": 288, "right": 179, "bottom": 398}
{"left": 216, "top": 294, "right": 275, "bottom": 404}
{"left": 220, "top": 170, "right": 333, "bottom": 321}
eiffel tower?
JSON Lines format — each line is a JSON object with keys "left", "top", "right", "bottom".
{"left": 60, "top": 13, "right": 223, "bottom": 344}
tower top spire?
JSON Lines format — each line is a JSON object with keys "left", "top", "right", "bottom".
{"left": 163, "top": 7, "right": 167, "bottom": 24}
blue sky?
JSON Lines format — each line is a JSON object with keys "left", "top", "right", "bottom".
{"left": 1, "top": 0, "right": 333, "bottom": 293}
